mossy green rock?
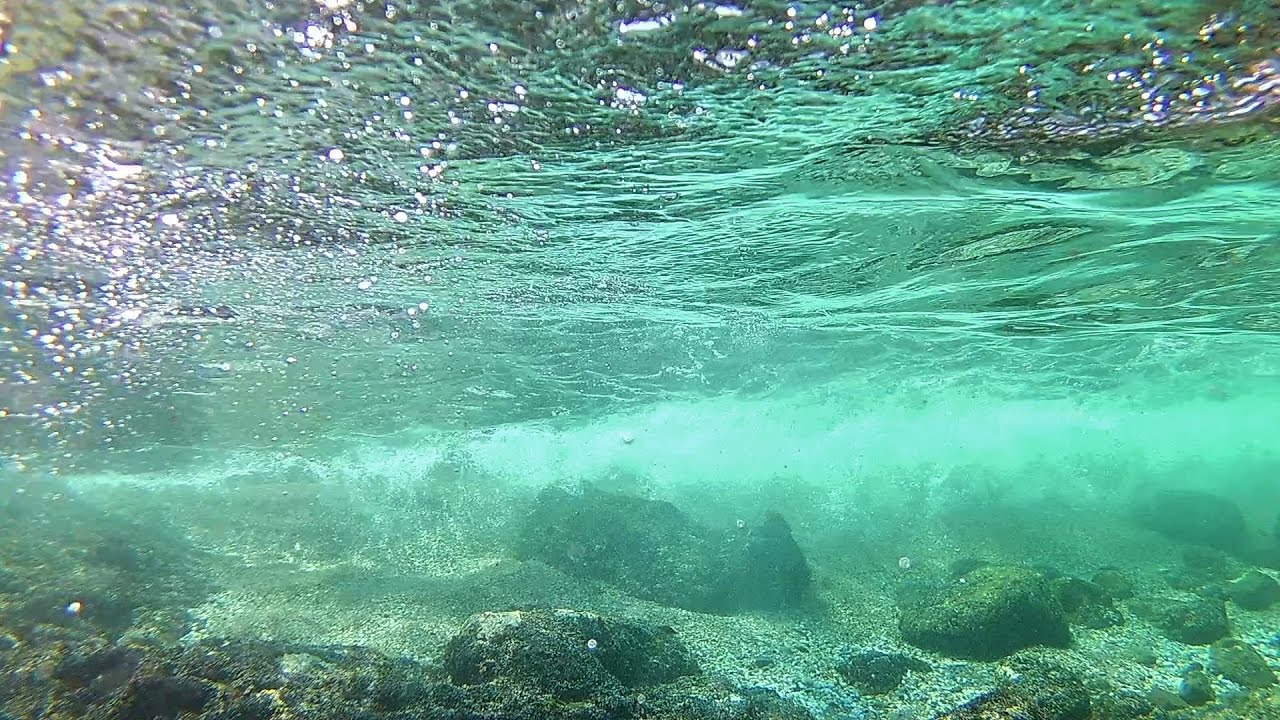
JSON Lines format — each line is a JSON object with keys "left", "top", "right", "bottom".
{"left": 898, "top": 565, "right": 1071, "bottom": 660}
{"left": 1050, "top": 577, "right": 1123, "bottom": 629}
{"left": 1226, "top": 571, "right": 1280, "bottom": 611}
{"left": 517, "top": 486, "right": 811, "bottom": 613}
{"left": 1152, "top": 597, "right": 1230, "bottom": 645}
{"left": 1090, "top": 567, "right": 1136, "bottom": 600}
{"left": 1210, "top": 638, "right": 1277, "bottom": 689}
{"left": 1180, "top": 666, "right": 1216, "bottom": 705}
{"left": 443, "top": 609, "right": 698, "bottom": 701}
{"left": 934, "top": 658, "right": 1089, "bottom": 719}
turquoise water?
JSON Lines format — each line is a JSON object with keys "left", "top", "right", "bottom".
{"left": 2, "top": 0, "right": 1280, "bottom": 718}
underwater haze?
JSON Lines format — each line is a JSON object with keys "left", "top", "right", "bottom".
{"left": 2, "top": 0, "right": 1280, "bottom": 718}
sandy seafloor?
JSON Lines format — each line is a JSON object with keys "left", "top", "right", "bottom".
{"left": 55, "top": 442, "right": 1280, "bottom": 720}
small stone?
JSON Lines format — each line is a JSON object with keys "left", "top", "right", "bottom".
{"left": 1178, "top": 667, "right": 1215, "bottom": 706}
{"left": 1090, "top": 567, "right": 1135, "bottom": 600}
{"left": 1147, "top": 686, "right": 1189, "bottom": 711}
{"left": 1226, "top": 571, "right": 1280, "bottom": 611}
{"left": 837, "top": 650, "right": 930, "bottom": 696}
{"left": 1209, "top": 638, "right": 1277, "bottom": 688}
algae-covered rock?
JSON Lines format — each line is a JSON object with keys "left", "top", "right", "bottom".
{"left": 1, "top": 606, "right": 813, "bottom": 720}
{"left": 933, "top": 657, "right": 1089, "bottom": 719}
{"left": 1226, "top": 571, "right": 1280, "bottom": 611}
{"left": 898, "top": 565, "right": 1071, "bottom": 660}
{"left": 1050, "top": 577, "right": 1123, "bottom": 629}
{"left": 1134, "top": 489, "right": 1247, "bottom": 553}
{"left": 1179, "top": 664, "right": 1215, "bottom": 705}
{"left": 836, "top": 649, "right": 930, "bottom": 696}
{"left": 1210, "top": 638, "right": 1277, "bottom": 689}
{"left": 1090, "top": 567, "right": 1136, "bottom": 600}
{"left": 517, "top": 486, "right": 811, "bottom": 613}
{"left": 442, "top": 608, "right": 698, "bottom": 700}
{"left": 1152, "top": 596, "right": 1230, "bottom": 645}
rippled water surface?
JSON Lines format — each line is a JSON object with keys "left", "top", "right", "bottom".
{"left": 2, "top": 0, "right": 1277, "bottom": 472}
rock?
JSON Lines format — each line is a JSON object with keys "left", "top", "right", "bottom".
{"left": 1179, "top": 665, "right": 1215, "bottom": 705}
{"left": 1147, "top": 686, "right": 1189, "bottom": 711}
{"left": 517, "top": 486, "right": 811, "bottom": 613}
{"left": 1134, "top": 489, "right": 1247, "bottom": 553}
{"left": 933, "top": 658, "right": 1089, "bottom": 720}
{"left": 1226, "top": 571, "right": 1280, "bottom": 611}
{"left": 1050, "top": 577, "right": 1123, "bottom": 629}
{"left": 898, "top": 565, "right": 1071, "bottom": 660}
{"left": 1090, "top": 567, "right": 1135, "bottom": 600}
{"left": 717, "top": 511, "right": 812, "bottom": 612}
{"left": 1146, "top": 596, "right": 1230, "bottom": 645}
{"left": 1167, "top": 546, "right": 1236, "bottom": 591}
{"left": 836, "top": 649, "right": 930, "bottom": 696}
{"left": 443, "top": 609, "right": 699, "bottom": 700}
{"left": 1210, "top": 638, "right": 1277, "bottom": 688}
{"left": 1092, "top": 688, "right": 1154, "bottom": 719}
{"left": 0, "top": 618, "right": 813, "bottom": 720}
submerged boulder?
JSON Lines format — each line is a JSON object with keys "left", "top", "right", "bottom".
{"left": 1209, "top": 638, "right": 1277, "bottom": 689}
{"left": 1, "top": 606, "right": 813, "bottom": 720}
{"left": 1050, "top": 577, "right": 1123, "bottom": 629}
{"left": 837, "top": 649, "right": 930, "bottom": 696}
{"left": 1139, "top": 596, "right": 1230, "bottom": 645}
{"left": 517, "top": 486, "right": 811, "bottom": 613}
{"left": 1226, "top": 571, "right": 1280, "bottom": 611}
{"left": 898, "top": 565, "right": 1071, "bottom": 661}
{"left": 1133, "top": 489, "right": 1247, "bottom": 553}
{"left": 934, "top": 658, "right": 1090, "bottom": 720}
{"left": 443, "top": 609, "right": 697, "bottom": 700}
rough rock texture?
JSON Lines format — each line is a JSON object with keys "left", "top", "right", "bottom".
{"left": 836, "top": 649, "right": 930, "bottom": 696}
{"left": 517, "top": 486, "right": 811, "bottom": 614}
{"left": 442, "top": 608, "right": 698, "bottom": 700}
{"left": 1090, "top": 567, "right": 1136, "bottom": 600}
{"left": 1, "top": 609, "right": 813, "bottom": 720}
{"left": 1210, "top": 638, "right": 1277, "bottom": 689}
{"left": 1180, "top": 664, "right": 1216, "bottom": 706}
{"left": 1145, "top": 597, "right": 1231, "bottom": 645}
{"left": 1226, "top": 571, "right": 1280, "bottom": 611}
{"left": 932, "top": 658, "right": 1089, "bottom": 720}
{"left": 898, "top": 565, "right": 1071, "bottom": 661}
{"left": 1050, "top": 577, "right": 1123, "bottom": 629}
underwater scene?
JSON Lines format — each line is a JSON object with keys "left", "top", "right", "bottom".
{"left": 2, "top": 0, "right": 1280, "bottom": 717}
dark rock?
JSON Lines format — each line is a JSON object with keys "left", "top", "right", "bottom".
{"left": 0, "top": 568, "right": 23, "bottom": 594}
{"left": 948, "top": 558, "right": 992, "bottom": 579}
{"left": 1210, "top": 638, "right": 1277, "bottom": 688}
{"left": 517, "top": 486, "right": 811, "bottom": 613}
{"left": 717, "top": 512, "right": 812, "bottom": 612}
{"left": 1090, "top": 567, "right": 1135, "bottom": 600}
{"left": 1151, "top": 596, "right": 1230, "bottom": 645}
{"left": 0, "top": 609, "right": 813, "bottom": 720}
{"left": 934, "top": 658, "right": 1089, "bottom": 720}
{"left": 836, "top": 650, "right": 930, "bottom": 696}
{"left": 1134, "top": 489, "right": 1247, "bottom": 553}
{"left": 1179, "top": 665, "right": 1215, "bottom": 705}
{"left": 1092, "top": 688, "right": 1154, "bottom": 719}
{"left": 1226, "top": 571, "right": 1280, "bottom": 611}
{"left": 1169, "top": 547, "right": 1235, "bottom": 591}
{"left": 443, "top": 608, "right": 698, "bottom": 701}
{"left": 1133, "top": 595, "right": 1229, "bottom": 645}
{"left": 1050, "top": 577, "right": 1123, "bottom": 629}
{"left": 1147, "top": 686, "right": 1189, "bottom": 711}
{"left": 116, "top": 674, "right": 215, "bottom": 719}
{"left": 898, "top": 565, "right": 1071, "bottom": 660}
